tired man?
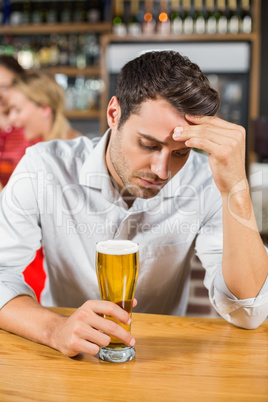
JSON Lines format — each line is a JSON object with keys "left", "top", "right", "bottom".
{"left": 0, "top": 51, "right": 267, "bottom": 357}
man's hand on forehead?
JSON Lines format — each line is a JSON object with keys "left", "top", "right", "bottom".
{"left": 172, "top": 114, "right": 247, "bottom": 195}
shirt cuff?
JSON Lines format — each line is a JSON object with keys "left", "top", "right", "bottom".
{"left": 210, "top": 267, "right": 268, "bottom": 329}
{"left": 0, "top": 281, "right": 36, "bottom": 310}
{"left": 214, "top": 269, "right": 268, "bottom": 311}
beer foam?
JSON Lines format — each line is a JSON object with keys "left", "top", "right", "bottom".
{"left": 96, "top": 240, "right": 139, "bottom": 255}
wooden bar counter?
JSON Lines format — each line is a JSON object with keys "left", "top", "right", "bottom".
{"left": 0, "top": 309, "right": 267, "bottom": 401}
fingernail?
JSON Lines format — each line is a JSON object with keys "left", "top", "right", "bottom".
{"left": 174, "top": 126, "right": 184, "bottom": 133}
{"left": 127, "top": 317, "right": 132, "bottom": 325}
{"left": 173, "top": 132, "right": 182, "bottom": 139}
{"left": 130, "top": 338, "right": 135, "bottom": 346}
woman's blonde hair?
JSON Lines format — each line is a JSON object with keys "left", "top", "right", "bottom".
{"left": 12, "top": 71, "right": 71, "bottom": 140}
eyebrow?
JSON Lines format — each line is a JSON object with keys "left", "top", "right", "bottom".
{"left": 138, "top": 132, "right": 191, "bottom": 151}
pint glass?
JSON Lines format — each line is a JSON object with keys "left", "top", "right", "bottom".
{"left": 96, "top": 240, "right": 139, "bottom": 363}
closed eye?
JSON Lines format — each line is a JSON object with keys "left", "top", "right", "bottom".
{"left": 140, "top": 140, "right": 160, "bottom": 151}
{"left": 139, "top": 138, "right": 190, "bottom": 157}
{"left": 172, "top": 150, "right": 191, "bottom": 157}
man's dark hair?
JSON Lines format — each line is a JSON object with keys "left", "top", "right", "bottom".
{"left": 0, "top": 55, "right": 24, "bottom": 75}
{"left": 115, "top": 50, "right": 220, "bottom": 128}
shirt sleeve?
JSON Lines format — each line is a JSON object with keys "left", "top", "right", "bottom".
{"left": 195, "top": 185, "right": 268, "bottom": 329}
{"left": 0, "top": 152, "right": 42, "bottom": 308}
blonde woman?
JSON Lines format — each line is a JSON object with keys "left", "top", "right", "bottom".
{"left": 8, "top": 70, "right": 81, "bottom": 141}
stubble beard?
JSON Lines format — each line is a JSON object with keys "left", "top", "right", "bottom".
{"left": 109, "top": 132, "right": 163, "bottom": 200}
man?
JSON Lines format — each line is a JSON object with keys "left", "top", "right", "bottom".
{"left": 0, "top": 51, "right": 267, "bottom": 358}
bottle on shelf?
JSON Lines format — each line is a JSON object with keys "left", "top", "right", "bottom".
{"left": 0, "top": 35, "right": 15, "bottom": 56}
{"left": 227, "top": 0, "right": 240, "bottom": 34}
{"left": 46, "top": 1, "right": 58, "bottom": 25}
{"left": 113, "top": 0, "right": 127, "bottom": 36}
{"left": 128, "top": 0, "right": 142, "bottom": 35}
{"left": 60, "top": 1, "right": 72, "bottom": 24}
{"left": 157, "top": 0, "right": 170, "bottom": 35}
{"left": 84, "top": 34, "right": 100, "bottom": 66}
{"left": 49, "top": 34, "right": 60, "bottom": 66}
{"left": 2, "top": 0, "right": 11, "bottom": 24}
{"left": 216, "top": 0, "right": 228, "bottom": 34}
{"left": 194, "top": 0, "right": 206, "bottom": 34}
{"left": 29, "top": 37, "right": 39, "bottom": 68}
{"left": 67, "top": 34, "right": 77, "bottom": 67}
{"left": 87, "top": 0, "right": 102, "bottom": 23}
{"left": 31, "top": 2, "right": 42, "bottom": 25}
{"left": 73, "top": 1, "right": 88, "bottom": 23}
{"left": 170, "top": 0, "right": 183, "bottom": 35}
{"left": 10, "top": 2, "right": 23, "bottom": 26}
{"left": 22, "top": 1, "right": 32, "bottom": 24}
{"left": 0, "top": 2, "right": 3, "bottom": 24}
{"left": 58, "top": 35, "right": 69, "bottom": 66}
{"left": 76, "top": 36, "right": 87, "bottom": 70}
{"left": 40, "top": 2, "right": 48, "bottom": 24}
{"left": 39, "top": 37, "right": 51, "bottom": 67}
{"left": 205, "top": 0, "right": 217, "bottom": 34}
{"left": 17, "top": 41, "right": 34, "bottom": 69}
{"left": 240, "top": 0, "right": 252, "bottom": 33}
{"left": 74, "top": 77, "right": 88, "bottom": 110}
{"left": 103, "top": 0, "right": 112, "bottom": 22}
{"left": 136, "top": 0, "right": 145, "bottom": 27}
{"left": 182, "top": 0, "right": 194, "bottom": 35}
{"left": 143, "top": 0, "right": 156, "bottom": 35}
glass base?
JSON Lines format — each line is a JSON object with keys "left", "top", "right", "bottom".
{"left": 99, "top": 346, "right": 136, "bottom": 363}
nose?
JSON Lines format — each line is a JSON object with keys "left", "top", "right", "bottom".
{"left": 151, "top": 152, "right": 170, "bottom": 180}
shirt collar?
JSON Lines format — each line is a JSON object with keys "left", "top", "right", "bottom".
{"left": 79, "top": 130, "right": 118, "bottom": 200}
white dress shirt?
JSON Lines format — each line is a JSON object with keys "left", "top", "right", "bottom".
{"left": 0, "top": 131, "right": 267, "bottom": 328}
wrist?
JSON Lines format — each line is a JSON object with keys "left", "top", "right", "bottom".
{"left": 42, "top": 312, "right": 67, "bottom": 351}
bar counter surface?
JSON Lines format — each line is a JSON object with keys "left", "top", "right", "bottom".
{"left": 0, "top": 308, "right": 267, "bottom": 401}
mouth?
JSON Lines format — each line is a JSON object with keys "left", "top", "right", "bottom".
{"left": 138, "top": 177, "right": 165, "bottom": 189}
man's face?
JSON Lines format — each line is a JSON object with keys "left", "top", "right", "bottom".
{"left": 106, "top": 97, "right": 191, "bottom": 200}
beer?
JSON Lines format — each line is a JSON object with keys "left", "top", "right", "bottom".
{"left": 96, "top": 240, "right": 139, "bottom": 362}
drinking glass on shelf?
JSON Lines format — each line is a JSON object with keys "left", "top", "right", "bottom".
{"left": 96, "top": 240, "right": 139, "bottom": 363}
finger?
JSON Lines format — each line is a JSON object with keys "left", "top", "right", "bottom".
{"left": 183, "top": 136, "right": 240, "bottom": 163}
{"left": 83, "top": 300, "right": 131, "bottom": 325}
{"left": 78, "top": 301, "right": 135, "bottom": 346}
{"left": 65, "top": 338, "right": 101, "bottom": 357}
{"left": 83, "top": 312, "right": 135, "bottom": 347}
{"left": 173, "top": 126, "right": 244, "bottom": 146}
{"left": 77, "top": 339, "right": 100, "bottom": 356}
{"left": 102, "top": 318, "right": 135, "bottom": 346}
{"left": 73, "top": 321, "right": 111, "bottom": 347}
{"left": 133, "top": 298, "right": 138, "bottom": 308}
{"left": 72, "top": 307, "right": 135, "bottom": 349}
{"left": 185, "top": 114, "right": 245, "bottom": 133}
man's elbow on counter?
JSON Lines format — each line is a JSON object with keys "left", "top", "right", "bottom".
{"left": 227, "top": 308, "right": 268, "bottom": 330}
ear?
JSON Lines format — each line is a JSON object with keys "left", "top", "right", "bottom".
{"left": 107, "top": 96, "right": 121, "bottom": 129}
{"left": 41, "top": 105, "right": 52, "bottom": 118}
